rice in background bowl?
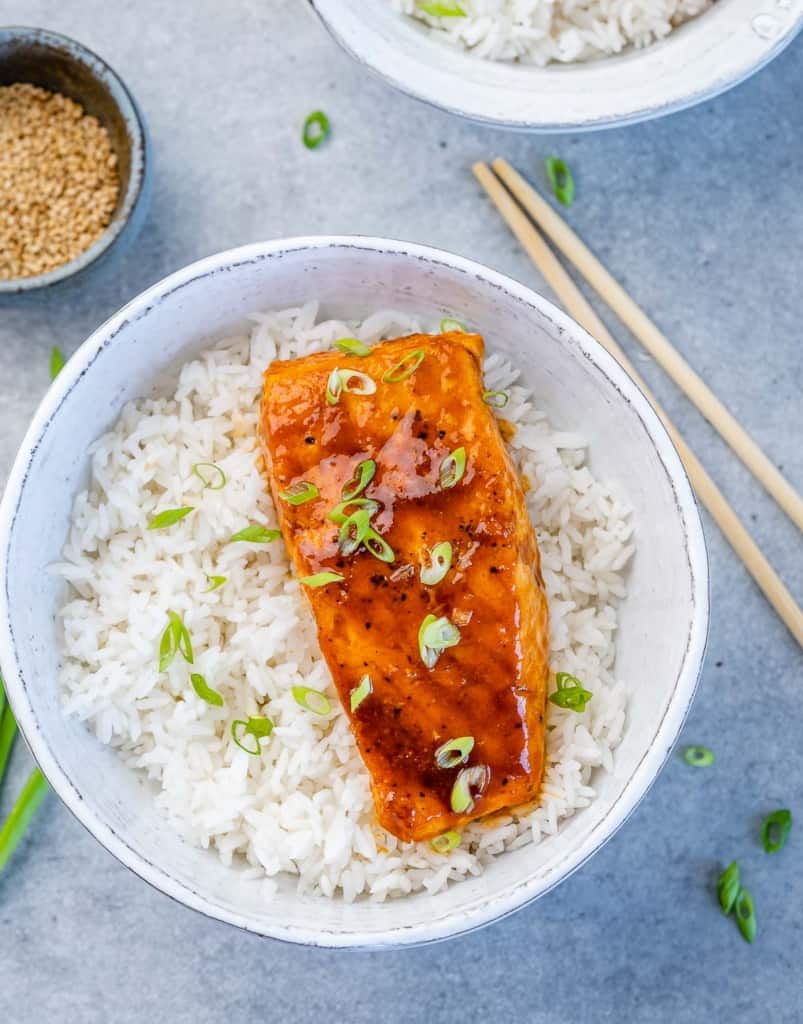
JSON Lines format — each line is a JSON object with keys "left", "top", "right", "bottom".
{"left": 0, "top": 237, "right": 708, "bottom": 947}
{"left": 308, "top": 0, "right": 803, "bottom": 130}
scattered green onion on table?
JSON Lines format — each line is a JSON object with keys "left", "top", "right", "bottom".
{"left": 544, "top": 155, "right": 575, "bottom": 207}
{"left": 0, "top": 675, "right": 48, "bottom": 874}
{"left": 302, "top": 110, "right": 330, "bottom": 149}
{"left": 49, "top": 346, "right": 65, "bottom": 381}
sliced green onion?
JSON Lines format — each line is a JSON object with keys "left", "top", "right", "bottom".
{"left": 350, "top": 674, "right": 372, "bottom": 713}
{"left": 300, "top": 571, "right": 345, "bottom": 588}
{"left": 334, "top": 337, "right": 371, "bottom": 357}
{"left": 192, "top": 462, "right": 227, "bottom": 490}
{"left": 430, "top": 830, "right": 461, "bottom": 854}
{"left": 326, "top": 368, "right": 343, "bottom": 406}
{"left": 327, "top": 497, "right": 380, "bottom": 525}
{"left": 364, "top": 528, "right": 395, "bottom": 563}
{"left": 382, "top": 350, "right": 425, "bottom": 383}
{"left": 482, "top": 390, "right": 509, "bottom": 409}
{"left": 717, "top": 861, "right": 740, "bottom": 915}
{"left": 417, "top": 1, "right": 466, "bottom": 15}
{"left": 545, "top": 155, "right": 575, "bottom": 208}
{"left": 280, "top": 480, "right": 319, "bottom": 506}
{"left": 0, "top": 768, "right": 48, "bottom": 873}
{"left": 435, "top": 736, "right": 474, "bottom": 769}
{"left": 548, "top": 672, "right": 592, "bottom": 712}
{"left": 338, "top": 508, "right": 371, "bottom": 556}
{"left": 0, "top": 700, "right": 18, "bottom": 790}
{"left": 302, "top": 110, "right": 330, "bottom": 149}
{"left": 340, "top": 369, "right": 377, "bottom": 395}
{"left": 420, "top": 541, "right": 453, "bottom": 586}
{"left": 761, "top": 809, "right": 792, "bottom": 853}
{"left": 203, "top": 574, "right": 227, "bottom": 592}
{"left": 683, "top": 745, "right": 714, "bottom": 767}
{"left": 50, "top": 346, "right": 65, "bottom": 380}
{"left": 292, "top": 685, "right": 331, "bottom": 716}
{"left": 229, "top": 525, "right": 281, "bottom": 543}
{"left": 735, "top": 887, "right": 756, "bottom": 944}
{"left": 190, "top": 673, "right": 224, "bottom": 708}
{"left": 342, "top": 459, "right": 376, "bottom": 502}
{"left": 159, "top": 611, "right": 193, "bottom": 672}
{"left": 439, "top": 447, "right": 466, "bottom": 489}
{"left": 231, "top": 716, "right": 274, "bottom": 756}
{"left": 450, "top": 765, "right": 489, "bottom": 814}
{"left": 147, "top": 506, "right": 194, "bottom": 530}
{"left": 439, "top": 318, "right": 466, "bottom": 333}
{"left": 418, "top": 614, "right": 461, "bottom": 669}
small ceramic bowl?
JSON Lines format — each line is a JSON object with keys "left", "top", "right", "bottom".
{"left": 0, "top": 237, "right": 708, "bottom": 948}
{"left": 0, "top": 27, "right": 149, "bottom": 293}
{"left": 308, "top": 0, "right": 803, "bottom": 131}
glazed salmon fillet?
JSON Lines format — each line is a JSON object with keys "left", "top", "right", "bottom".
{"left": 260, "top": 331, "right": 550, "bottom": 842}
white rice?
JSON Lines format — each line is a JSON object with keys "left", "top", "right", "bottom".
{"left": 391, "top": 0, "right": 713, "bottom": 65}
{"left": 54, "top": 305, "right": 634, "bottom": 903}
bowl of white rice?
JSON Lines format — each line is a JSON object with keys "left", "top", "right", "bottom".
{"left": 0, "top": 237, "right": 708, "bottom": 947}
{"left": 307, "top": 0, "right": 803, "bottom": 130}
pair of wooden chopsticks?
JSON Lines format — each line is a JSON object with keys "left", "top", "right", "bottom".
{"left": 474, "top": 158, "right": 803, "bottom": 648}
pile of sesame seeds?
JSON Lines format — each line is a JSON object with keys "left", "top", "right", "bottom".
{"left": 0, "top": 82, "right": 121, "bottom": 280}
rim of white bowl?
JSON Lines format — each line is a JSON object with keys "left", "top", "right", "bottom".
{"left": 0, "top": 236, "right": 709, "bottom": 948}
{"left": 307, "top": 0, "right": 803, "bottom": 131}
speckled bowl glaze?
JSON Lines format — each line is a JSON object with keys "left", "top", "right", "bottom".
{"left": 0, "top": 27, "right": 149, "bottom": 293}
{"left": 308, "top": 0, "right": 803, "bottom": 131}
{"left": 0, "top": 237, "right": 708, "bottom": 948}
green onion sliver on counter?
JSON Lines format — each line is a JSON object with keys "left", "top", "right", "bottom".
{"left": 159, "top": 611, "right": 194, "bottom": 672}
{"left": 350, "top": 674, "right": 372, "bottom": 713}
{"left": 0, "top": 676, "right": 18, "bottom": 787}
{"left": 292, "top": 686, "right": 332, "bottom": 716}
{"left": 430, "top": 830, "right": 461, "bottom": 854}
{"left": 364, "top": 528, "right": 395, "bottom": 563}
{"left": 229, "top": 525, "right": 281, "bottom": 544}
{"left": 302, "top": 110, "right": 330, "bottom": 149}
{"left": 342, "top": 459, "right": 376, "bottom": 502}
{"left": 419, "top": 614, "right": 461, "bottom": 669}
{"left": 439, "top": 318, "right": 466, "bottom": 333}
{"left": 190, "top": 673, "right": 224, "bottom": 708}
{"left": 327, "top": 497, "right": 380, "bottom": 525}
{"left": 482, "top": 390, "right": 509, "bottom": 409}
{"left": 450, "top": 765, "right": 489, "bottom": 814}
{"left": 147, "top": 506, "right": 194, "bottom": 530}
{"left": 439, "top": 447, "right": 466, "bottom": 489}
{"left": 417, "top": 2, "right": 466, "bottom": 15}
{"left": 231, "top": 716, "right": 274, "bottom": 756}
{"left": 761, "top": 809, "right": 792, "bottom": 853}
{"left": 435, "top": 736, "right": 474, "bottom": 769}
{"left": 735, "top": 887, "right": 756, "bottom": 944}
{"left": 192, "top": 462, "right": 227, "bottom": 490}
{"left": 683, "top": 745, "right": 714, "bottom": 767}
{"left": 420, "top": 541, "right": 452, "bottom": 586}
{"left": 300, "top": 571, "right": 345, "bottom": 588}
{"left": 50, "top": 346, "right": 65, "bottom": 381}
{"left": 382, "top": 350, "right": 425, "bottom": 383}
{"left": 548, "top": 672, "right": 592, "bottom": 712}
{"left": 544, "top": 155, "right": 575, "bottom": 208}
{"left": 334, "top": 337, "right": 371, "bottom": 357}
{"left": 0, "top": 768, "right": 48, "bottom": 873}
{"left": 717, "top": 861, "right": 740, "bottom": 915}
{"left": 280, "top": 480, "right": 319, "bottom": 506}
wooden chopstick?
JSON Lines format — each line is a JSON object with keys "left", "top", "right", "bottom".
{"left": 473, "top": 161, "right": 803, "bottom": 647}
{"left": 491, "top": 157, "right": 803, "bottom": 534}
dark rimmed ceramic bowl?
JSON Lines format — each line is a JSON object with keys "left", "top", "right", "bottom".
{"left": 0, "top": 26, "right": 149, "bottom": 293}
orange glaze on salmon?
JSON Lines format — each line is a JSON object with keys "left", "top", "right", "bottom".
{"left": 260, "top": 331, "right": 550, "bottom": 843}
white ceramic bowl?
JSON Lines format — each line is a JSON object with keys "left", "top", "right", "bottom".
{"left": 308, "top": 0, "right": 802, "bottom": 130}
{"left": 0, "top": 237, "right": 708, "bottom": 948}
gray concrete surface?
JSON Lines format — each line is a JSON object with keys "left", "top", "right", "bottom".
{"left": 0, "top": 1, "right": 801, "bottom": 1021}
